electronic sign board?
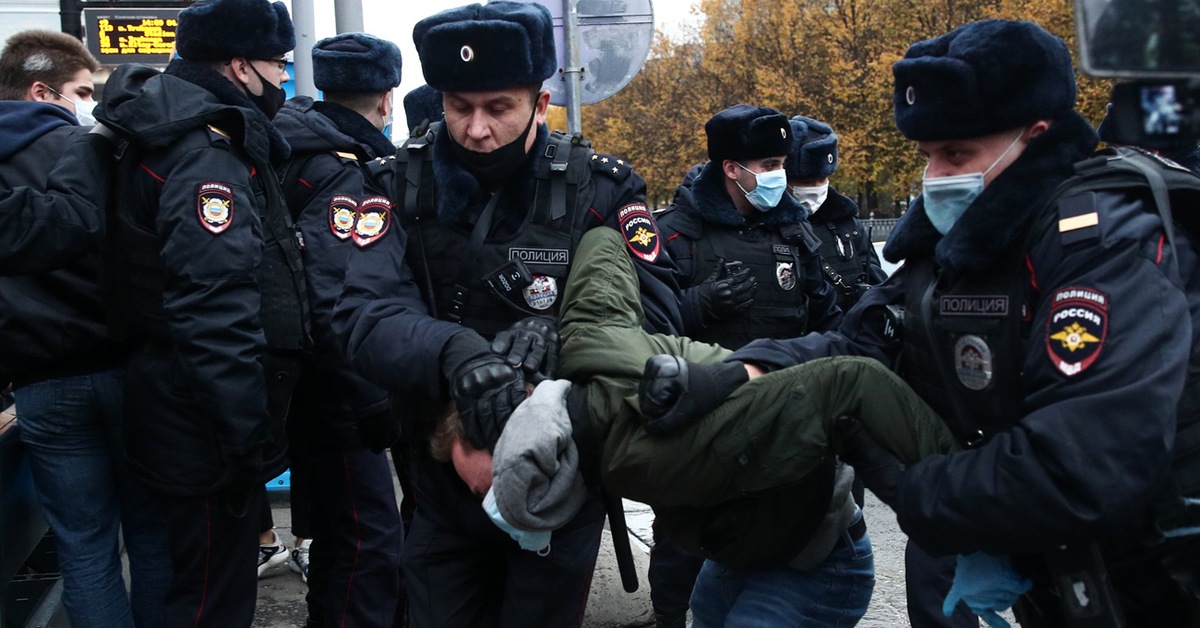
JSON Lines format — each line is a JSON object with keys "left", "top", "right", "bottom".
{"left": 83, "top": 8, "right": 180, "bottom": 65}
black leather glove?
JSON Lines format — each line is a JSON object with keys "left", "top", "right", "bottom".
{"left": 834, "top": 416, "right": 904, "bottom": 507}
{"left": 451, "top": 354, "right": 527, "bottom": 450}
{"left": 357, "top": 409, "right": 401, "bottom": 454}
{"left": 491, "top": 315, "right": 559, "bottom": 384}
{"left": 638, "top": 355, "right": 748, "bottom": 435}
{"left": 694, "top": 259, "right": 757, "bottom": 323}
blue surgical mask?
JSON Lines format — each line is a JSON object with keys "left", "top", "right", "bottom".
{"left": 483, "top": 488, "right": 551, "bottom": 555}
{"left": 736, "top": 163, "right": 788, "bottom": 212}
{"left": 921, "top": 131, "right": 1024, "bottom": 235}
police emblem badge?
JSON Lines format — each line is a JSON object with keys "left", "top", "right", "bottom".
{"left": 776, "top": 261, "right": 796, "bottom": 290}
{"left": 329, "top": 195, "right": 358, "bottom": 240}
{"left": 954, "top": 335, "right": 993, "bottom": 390}
{"left": 197, "top": 182, "right": 234, "bottom": 234}
{"left": 352, "top": 196, "right": 391, "bottom": 248}
{"left": 618, "top": 203, "right": 660, "bottom": 263}
{"left": 524, "top": 274, "right": 558, "bottom": 310}
{"left": 1046, "top": 287, "right": 1108, "bottom": 377}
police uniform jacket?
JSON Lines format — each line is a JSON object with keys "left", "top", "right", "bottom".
{"left": 0, "top": 101, "right": 124, "bottom": 387}
{"left": 274, "top": 97, "right": 393, "bottom": 445}
{"left": 732, "top": 112, "right": 1197, "bottom": 560}
{"left": 657, "top": 161, "right": 841, "bottom": 349}
{"left": 807, "top": 187, "right": 888, "bottom": 312}
{"left": 95, "top": 60, "right": 298, "bottom": 494}
{"left": 334, "top": 123, "right": 683, "bottom": 509}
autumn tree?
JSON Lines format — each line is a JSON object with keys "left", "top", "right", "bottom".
{"left": 578, "top": 0, "right": 1111, "bottom": 213}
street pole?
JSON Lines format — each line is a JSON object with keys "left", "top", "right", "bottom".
{"left": 561, "top": 0, "right": 583, "bottom": 135}
{"left": 60, "top": 0, "right": 83, "bottom": 39}
{"left": 291, "top": 0, "right": 317, "bottom": 98}
{"left": 334, "top": 0, "right": 364, "bottom": 34}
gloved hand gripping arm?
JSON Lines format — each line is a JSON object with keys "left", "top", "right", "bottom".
{"left": 491, "top": 315, "right": 559, "bottom": 384}
{"left": 637, "top": 355, "right": 749, "bottom": 435}
{"left": 680, "top": 259, "right": 757, "bottom": 329}
{"left": 441, "top": 330, "right": 527, "bottom": 450}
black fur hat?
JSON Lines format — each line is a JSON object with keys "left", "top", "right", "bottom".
{"left": 893, "top": 19, "right": 1076, "bottom": 141}
{"left": 312, "top": 33, "right": 401, "bottom": 93}
{"left": 414, "top": 1, "right": 556, "bottom": 93}
{"left": 176, "top": 0, "right": 294, "bottom": 62}
{"left": 705, "top": 105, "right": 792, "bottom": 162}
{"left": 404, "top": 84, "right": 443, "bottom": 132}
{"left": 785, "top": 116, "right": 838, "bottom": 181}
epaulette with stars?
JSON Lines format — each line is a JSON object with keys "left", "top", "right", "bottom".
{"left": 590, "top": 152, "right": 633, "bottom": 183}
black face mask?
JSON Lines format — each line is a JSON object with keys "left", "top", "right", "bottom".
{"left": 247, "top": 63, "right": 286, "bottom": 119}
{"left": 448, "top": 105, "right": 538, "bottom": 188}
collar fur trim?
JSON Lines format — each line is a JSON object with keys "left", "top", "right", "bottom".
{"left": 429, "top": 124, "right": 548, "bottom": 223}
{"left": 883, "top": 112, "right": 1098, "bottom": 273}
{"left": 690, "top": 160, "right": 808, "bottom": 227}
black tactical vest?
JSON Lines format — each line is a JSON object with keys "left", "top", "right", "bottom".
{"left": 684, "top": 221, "right": 819, "bottom": 350}
{"left": 899, "top": 252, "right": 1030, "bottom": 446}
{"left": 814, "top": 217, "right": 874, "bottom": 311}
{"left": 397, "top": 127, "right": 597, "bottom": 337}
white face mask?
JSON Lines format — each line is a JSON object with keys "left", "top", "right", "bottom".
{"left": 789, "top": 183, "right": 829, "bottom": 215}
{"left": 47, "top": 85, "right": 96, "bottom": 126}
{"left": 73, "top": 99, "right": 98, "bottom": 126}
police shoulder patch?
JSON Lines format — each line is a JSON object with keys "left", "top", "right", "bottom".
{"left": 352, "top": 196, "right": 391, "bottom": 248}
{"left": 618, "top": 202, "right": 660, "bottom": 263}
{"left": 1046, "top": 286, "right": 1109, "bottom": 377}
{"left": 197, "top": 182, "right": 234, "bottom": 234}
{"left": 329, "top": 194, "right": 358, "bottom": 241}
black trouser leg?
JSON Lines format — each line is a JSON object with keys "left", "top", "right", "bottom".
{"left": 648, "top": 519, "right": 703, "bottom": 626}
{"left": 161, "top": 488, "right": 261, "bottom": 628}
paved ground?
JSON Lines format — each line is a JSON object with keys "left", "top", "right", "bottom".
{"left": 252, "top": 491, "right": 931, "bottom": 628}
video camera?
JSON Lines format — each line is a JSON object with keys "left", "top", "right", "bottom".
{"left": 1075, "top": 0, "right": 1200, "bottom": 149}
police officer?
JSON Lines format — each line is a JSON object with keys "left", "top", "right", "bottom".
{"left": 784, "top": 115, "right": 887, "bottom": 313}
{"left": 0, "top": 30, "right": 169, "bottom": 628}
{"left": 333, "top": 3, "right": 682, "bottom": 625}
{"left": 403, "top": 83, "right": 442, "bottom": 137}
{"left": 94, "top": 0, "right": 304, "bottom": 624}
{"left": 273, "top": 33, "right": 403, "bottom": 627}
{"left": 727, "top": 19, "right": 1200, "bottom": 626}
{"left": 658, "top": 105, "right": 841, "bottom": 349}
{"left": 654, "top": 105, "right": 862, "bottom": 627}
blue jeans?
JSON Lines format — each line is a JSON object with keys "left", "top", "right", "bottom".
{"left": 690, "top": 523, "right": 875, "bottom": 628}
{"left": 15, "top": 368, "right": 171, "bottom": 628}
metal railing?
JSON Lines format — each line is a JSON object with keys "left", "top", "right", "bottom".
{"left": 863, "top": 218, "right": 901, "bottom": 244}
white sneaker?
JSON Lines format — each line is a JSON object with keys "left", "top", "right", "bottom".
{"left": 289, "top": 538, "right": 311, "bottom": 584}
{"left": 257, "top": 531, "right": 289, "bottom": 577}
